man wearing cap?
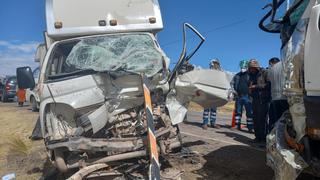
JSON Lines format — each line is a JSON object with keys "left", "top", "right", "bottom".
{"left": 178, "top": 61, "right": 194, "bottom": 75}
{"left": 202, "top": 59, "right": 221, "bottom": 129}
{"left": 248, "top": 59, "right": 271, "bottom": 142}
{"left": 267, "top": 57, "right": 289, "bottom": 133}
{"left": 230, "top": 60, "right": 254, "bottom": 132}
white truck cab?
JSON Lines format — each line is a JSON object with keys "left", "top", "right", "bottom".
{"left": 17, "top": 0, "right": 230, "bottom": 178}
{"left": 259, "top": 0, "right": 320, "bottom": 179}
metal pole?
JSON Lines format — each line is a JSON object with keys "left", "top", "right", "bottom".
{"left": 141, "top": 74, "right": 160, "bottom": 180}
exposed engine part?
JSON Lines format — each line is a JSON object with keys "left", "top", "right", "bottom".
{"left": 66, "top": 140, "right": 181, "bottom": 170}
{"left": 66, "top": 163, "right": 109, "bottom": 180}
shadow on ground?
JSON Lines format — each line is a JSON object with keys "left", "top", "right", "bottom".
{"left": 216, "top": 131, "right": 267, "bottom": 149}
{"left": 183, "top": 121, "right": 229, "bottom": 129}
{"left": 193, "top": 145, "right": 273, "bottom": 180}
{"left": 184, "top": 121, "right": 202, "bottom": 127}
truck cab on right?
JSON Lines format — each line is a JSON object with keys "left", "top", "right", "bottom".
{"left": 260, "top": 0, "right": 320, "bottom": 179}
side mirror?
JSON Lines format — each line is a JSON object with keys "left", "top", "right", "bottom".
{"left": 16, "top": 66, "right": 35, "bottom": 89}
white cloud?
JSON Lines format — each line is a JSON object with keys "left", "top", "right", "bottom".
{"left": 0, "top": 40, "right": 39, "bottom": 53}
{"left": 0, "top": 40, "right": 40, "bottom": 76}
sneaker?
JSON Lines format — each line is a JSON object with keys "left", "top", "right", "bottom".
{"left": 202, "top": 124, "right": 208, "bottom": 130}
{"left": 248, "top": 129, "right": 254, "bottom": 134}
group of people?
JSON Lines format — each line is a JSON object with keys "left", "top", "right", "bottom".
{"left": 202, "top": 58, "right": 288, "bottom": 143}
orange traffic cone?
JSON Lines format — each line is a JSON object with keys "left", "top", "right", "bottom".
{"left": 231, "top": 109, "right": 236, "bottom": 128}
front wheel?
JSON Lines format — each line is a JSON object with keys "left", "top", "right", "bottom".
{"left": 54, "top": 149, "right": 68, "bottom": 173}
{"left": 2, "top": 93, "right": 7, "bottom": 102}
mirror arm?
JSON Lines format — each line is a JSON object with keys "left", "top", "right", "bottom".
{"left": 168, "top": 23, "right": 187, "bottom": 84}
{"left": 168, "top": 23, "right": 205, "bottom": 84}
{"left": 259, "top": 9, "right": 281, "bottom": 33}
{"left": 184, "top": 23, "right": 205, "bottom": 61}
{"left": 259, "top": 0, "right": 285, "bottom": 33}
{"left": 271, "top": 0, "right": 285, "bottom": 23}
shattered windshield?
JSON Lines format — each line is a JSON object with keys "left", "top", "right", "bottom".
{"left": 47, "top": 34, "right": 165, "bottom": 79}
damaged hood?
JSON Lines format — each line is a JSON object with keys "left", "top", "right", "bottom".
{"left": 44, "top": 73, "right": 144, "bottom": 112}
{"left": 41, "top": 73, "right": 145, "bottom": 136}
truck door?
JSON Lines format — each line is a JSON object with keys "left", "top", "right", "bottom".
{"left": 305, "top": 4, "right": 320, "bottom": 96}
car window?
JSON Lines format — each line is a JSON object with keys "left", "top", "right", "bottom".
{"left": 8, "top": 77, "right": 16, "bottom": 84}
{"left": 33, "top": 67, "right": 40, "bottom": 79}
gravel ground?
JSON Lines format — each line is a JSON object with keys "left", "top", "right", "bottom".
{"left": 0, "top": 101, "right": 317, "bottom": 180}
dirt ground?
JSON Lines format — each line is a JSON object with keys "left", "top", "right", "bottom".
{"left": 0, "top": 101, "right": 317, "bottom": 180}
{"left": 0, "top": 101, "right": 48, "bottom": 179}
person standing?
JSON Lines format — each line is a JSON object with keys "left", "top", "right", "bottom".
{"left": 267, "top": 57, "right": 289, "bottom": 133}
{"left": 248, "top": 59, "right": 271, "bottom": 142}
{"left": 17, "top": 88, "right": 26, "bottom": 107}
{"left": 230, "top": 60, "right": 254, "bottom": 133}
{"left": 178, "top": 61, "right": 194, "bottom": 75}
{"left": 202, "top": 59, "right": 221, "bottom": 129}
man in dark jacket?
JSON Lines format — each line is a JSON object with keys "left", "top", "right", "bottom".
{"left": 248, "top": 59, "right": 271, "bottom": 143}
{"left": 230, "top": 60, "right": 253, "bottom": 132}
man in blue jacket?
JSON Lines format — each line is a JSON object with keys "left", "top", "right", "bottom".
{"left": 230, "top": 60, "right": 254, "bottom": 133}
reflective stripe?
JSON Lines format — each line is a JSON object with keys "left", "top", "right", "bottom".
{"left": 247, "top": 122, "right": 254, "bottom": 125}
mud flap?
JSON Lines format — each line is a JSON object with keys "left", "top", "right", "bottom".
{"left": 141, "top": 75, "right": 160, "bottom": 180}
{"left": 30, "top": 116, "right": 43, "bottom": 140}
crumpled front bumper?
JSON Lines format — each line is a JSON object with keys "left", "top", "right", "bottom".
{"left": 266, "top": 117, "right": 308, "bottom": 180}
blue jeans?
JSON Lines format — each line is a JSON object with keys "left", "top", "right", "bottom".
{"left": 203, "top": 107, "right": 217, "bottom": 125}
{"left": 235, "top": 95, "right": 253, "bottom": 130}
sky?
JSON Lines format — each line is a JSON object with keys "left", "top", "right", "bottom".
{"left": 0, "top": 0, "right": 282, "bottom": 76}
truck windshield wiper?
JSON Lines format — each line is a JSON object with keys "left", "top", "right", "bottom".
{"left": 48, "top": 68, "right": 98, "bottom": 80}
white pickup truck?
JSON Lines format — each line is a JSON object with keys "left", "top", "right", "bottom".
{"left": 17, "top": 0, "right": 230, "bottom": 178}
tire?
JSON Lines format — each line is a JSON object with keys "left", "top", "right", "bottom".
{"left": 31, "top": 96, "right": 38, "bottom": 112}
{"left": 2, "top": 92, "right": 7, "bottom": 102}
{"left": 54, "top": 149, "right": 68, "bottom": 173}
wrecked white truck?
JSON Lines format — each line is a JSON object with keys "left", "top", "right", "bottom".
{"left": 260, "top": 0, "right": 320, "bottom": 179}
{"left": 17, "top": 0, "right": 230, "bottom": 179}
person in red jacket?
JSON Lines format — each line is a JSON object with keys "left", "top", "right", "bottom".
{"left": 17, "top": 88, "right": 26, "bottom": 107}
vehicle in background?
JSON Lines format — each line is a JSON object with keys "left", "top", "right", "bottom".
{"left": 260, "top": 0, "right": 320, "bottom": 179}
{"left": 0, "top": 78, "right": 3, "bottom": 99}
{"left": 26, "top": 67, "right": 40, "bottom": 111}
{"left": 0, "top": 76, "right": 17, "bottom": 102}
